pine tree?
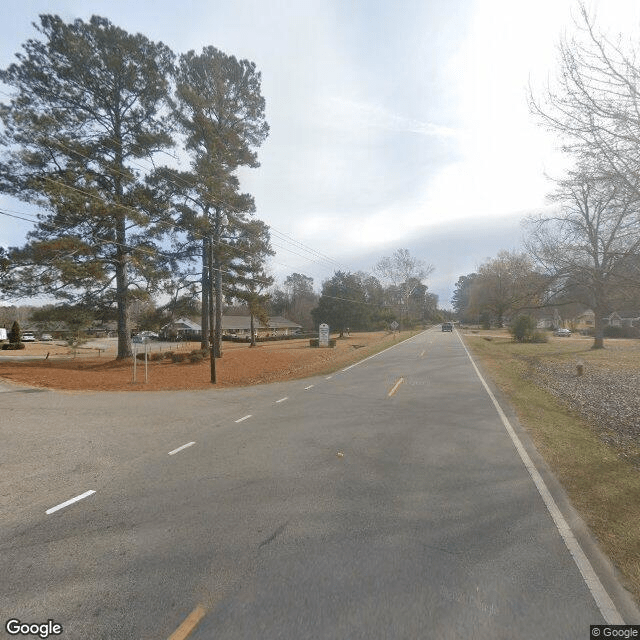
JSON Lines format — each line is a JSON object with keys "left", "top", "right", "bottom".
{"left": 0, "top": 16, "right": 175, "bottom": 358}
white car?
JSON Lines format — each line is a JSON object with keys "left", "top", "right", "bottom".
{"left": 21, "top": 332, "right": 36, "bottom": 342}
{"left": 40, "top": 333, "right": 53, "bottom": 341}
{"left": 553, "top": 328, "right": 572, "bottom": 337}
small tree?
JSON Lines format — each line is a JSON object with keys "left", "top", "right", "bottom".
{"left": 8, "top": 320, "right": 21, "bottom": 344}
{"left": 510, "top": 316, "right": 536, "bottom": 342}
{"left": 510, "top": 315, "right": 548, "bottom": 343}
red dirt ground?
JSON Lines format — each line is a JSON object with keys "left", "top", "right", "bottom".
{"left": 0, "top": 332, "right": 405, "bottom": 392}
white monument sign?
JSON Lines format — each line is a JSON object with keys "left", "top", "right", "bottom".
{"left": 319, "top": 323, "right": 330, "bottom": 347}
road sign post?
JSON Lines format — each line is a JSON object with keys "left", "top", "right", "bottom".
{"left": 319, "top": 323, "right": 329, "bottom": 347}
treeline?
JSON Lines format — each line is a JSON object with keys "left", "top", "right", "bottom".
{"left": 453, "top": 8, "right": 640, "bottom": 348}
{"left": 1, "top": 247, "right": 447, "bottom": 337}
{"left": 0, "top": 15, "right": 270, "bottom": 359}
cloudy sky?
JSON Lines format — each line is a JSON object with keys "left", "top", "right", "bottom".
{"left": 2, "top": 0, "right": 640, "bottom": 306}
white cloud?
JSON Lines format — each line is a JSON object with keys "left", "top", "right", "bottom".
{"left": 321, "top": 97, "right": 459, "bottom": 138}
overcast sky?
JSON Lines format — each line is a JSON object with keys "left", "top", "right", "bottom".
{"left": 2, "top": 0, "right": 640, "bottom": 307}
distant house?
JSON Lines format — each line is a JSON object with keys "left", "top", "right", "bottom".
{"left": 88, "top": 321, "right": 118, "bottom": 337}
{"left": 570, "top": 309, "right": 595, "bottom": 332}
{"left": 535, "top": 308, "right": 563, "bottom": 330}
{"left": 160, "top": 317, "right": 202, "bottom": 341}
{"left": 604, "top": 311, "right": 640, "bottom": 328}
{"left": 160, "top": 315, "right": 302, "bottom": 341}
{"left": 222, "top": 315, "right": 302, "bottom": 338}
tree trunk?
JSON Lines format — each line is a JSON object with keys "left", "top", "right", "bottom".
{"left": 250, "top": 313, "right": 256, "bottom": 347}
{"left": 200, "top": 237, "right": 209, "bottom": 351}
{"left": 115, "top": 212, "right": 132, "bottom": 359}
{"left": 593, "top": 306, "right": 605, "bottom": 349}
{"left": 214, "top": 255, "right": 223, "bottom": 357}
{"left": 114, "top": 119, "right": 131, "bottom": 360}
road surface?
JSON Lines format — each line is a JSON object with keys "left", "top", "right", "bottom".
{"left": 1, "top": 327, "right": 637, "bottom": 639}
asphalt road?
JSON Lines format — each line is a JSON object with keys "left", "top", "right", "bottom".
{"left": 1, "top": 327, "right": 638, "bottom": 639}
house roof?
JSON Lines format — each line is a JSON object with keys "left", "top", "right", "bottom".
{"left": 162, "top": 315, "right": 302, "bottom": 332}
{"left": 221, "top": 316, "right": 264, "bottom": 330}
{"left": 266, "top": 316, "right": 302, "bottom": 329}
{"left": 162, "top": 317, "right": 201, "bottom": 331}
{"left": 221, "top": 316, "right": 302, "bottom": 330}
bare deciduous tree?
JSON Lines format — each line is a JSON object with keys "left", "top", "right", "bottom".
{"left": 468, "top": 251, "right": 544, "bottom": 328}
{"left": 526, "top": 173, "right": 640, "bottom": 348}
{"left": 375, "top": 249, "right": 434, "bottom": 329}
{"left": 529, "top": 3, "right": 640, "bottom": 200}
{"left": 528, "top": 4, "right": 640, "bottom": 347}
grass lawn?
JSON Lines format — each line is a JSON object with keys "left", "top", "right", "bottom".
{"left": 463, "top": 330, "right": 640, "bottom": 605}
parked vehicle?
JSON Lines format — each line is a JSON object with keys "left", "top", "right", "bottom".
{"left": 21, "top": 332, "right": 36, "bottom": 342}
{"left": 139, "top": 331, "right": 159, "bottom": 340}
{"left": 132, "top": 335, "right": 144, "bottom": 344}
{"left": 40, "top": 334, "right": 53, "bottom": 341}
{"left": 441, "top": 322, "right": 453, "bottom": 332}
{"left": 0, "top": 328, "right": 7, "bottom": 341}
{"left": 553, "top": 328, "right": 572, "bottom": 337}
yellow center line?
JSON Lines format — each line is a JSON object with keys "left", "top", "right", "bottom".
{"left": 388, "top": 377, "right": 404, "bottom": 397}
{"left": 168, "top": 604, "right": 207, "bottom": 640}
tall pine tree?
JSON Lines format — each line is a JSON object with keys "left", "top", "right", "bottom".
{"left": 0, "top": 15, "right": 175, "bottom": 358}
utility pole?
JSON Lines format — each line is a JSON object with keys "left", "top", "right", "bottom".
{"left": 208, "top": 236, "right": 216, "bottom": 384}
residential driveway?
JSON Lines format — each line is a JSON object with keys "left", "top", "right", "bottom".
{"left": 0, "top": 328, "right": 637, "bottom": 639}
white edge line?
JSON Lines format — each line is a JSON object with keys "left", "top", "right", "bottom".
{"left": 46, "top": 490, "right": 95, "bottom": 515}
{"left": 168, "top": 441, "right": 196, "bottom": 456}
{"left": 235, "top": 414, "right": 252, "bottom": 423}
{"left": 456, "top": 331, "right": 624, "bottom": 625}
{"left": 276, "top": 397, "right": 288, "bottom": 403}
{"left": 326, "top": 376, "right": 333, "bottom": 380}
{"left": 341, "top": 330, "right": 426, "bottom": 372}
{"left": 304, "top": 385, "right": 314, "bottom": 390}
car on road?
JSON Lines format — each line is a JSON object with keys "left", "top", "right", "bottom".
{"left": 139, "top": 331, "right": 159, "bottom": 340}
{"left": 40, "top": 333, "right": 53, "bottom": 341}
{"left": 553, "top": 328, "right": 572, "bottom": 337}
{"left": 441, "top": 322, "right": 453, "bottom": 332}
{"left": 21, "top": 331, "right": 36, "bottom": 342}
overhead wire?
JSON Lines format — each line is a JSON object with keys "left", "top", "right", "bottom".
{"left": 0, "top": 89, "right": 406, "bottom": 309}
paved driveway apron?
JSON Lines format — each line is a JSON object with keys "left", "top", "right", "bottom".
{"left": 0, "top": 328, "right": 636, "bottom": 639}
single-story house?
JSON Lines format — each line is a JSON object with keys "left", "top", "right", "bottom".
{"left": 160, "top": 316, "right": 302, "bottom": 341}
{"left": 160, "top": 317, "right": 203, "bottom": 341}
{"left": 604, "top": 311, "right": 640, "bottom": 328}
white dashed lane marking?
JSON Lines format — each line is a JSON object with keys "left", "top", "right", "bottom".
{"left": 46, "top": 490, "right": 96, "bottom": 515}
{"left": 235, "top": 415, "right": 252, "bottom": 423}
{"left": 276, "top": 397, "right": 288, "bottom": 403}
{"left": 168, "top": 442, "right": 196, "bottom": 456}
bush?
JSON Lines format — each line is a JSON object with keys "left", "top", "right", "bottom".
{"left": 603, "top": 325, "right": 639, "bottom": 338}
{"left": 189, "top": 352, "right": 204, "bottom": 363}
{"left": 309, "top": 338, "right": 336, "bottom": 348}
{"left": 171, "top": 352, "right": 187, "bottom": 363}
{"left": 1, "top": 342, "right": 26, "bottom": 350}
{"left": 531, "top": 330, "right": 549, "bottom": 343}
{"left": 8, "top": 320, "right": 21, "bottom": 344}
{"left": 150, "top": 352, "right": 163, "bottom": 361}
{"left": 510, "top": 315, "right": 537, "bottom": 343}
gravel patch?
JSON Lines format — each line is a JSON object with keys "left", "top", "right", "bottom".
{"left": 527, "top": 358, "right": 640, "bottom": 465}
